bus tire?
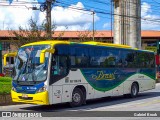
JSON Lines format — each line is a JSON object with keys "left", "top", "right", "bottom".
{"left": 130, "top": 83, "right": 139, "bottom": 98}
{"left": 70, "top": 88, "right": 84, "bottom": 107}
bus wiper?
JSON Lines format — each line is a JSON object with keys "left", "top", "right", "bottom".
{"left": 32, "top": 71, "right": 37, "bottom": 83}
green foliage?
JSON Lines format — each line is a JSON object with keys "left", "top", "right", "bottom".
{"left": 8, "top": 18, "right": 57, "bottom": 49}
{"left": 0, "top": 77, "right": 12, "bottom": 94}
{"left": 0, "top": 77, "right": 12, "bottom": 82}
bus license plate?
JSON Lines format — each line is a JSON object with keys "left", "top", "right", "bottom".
{"left": 22, "top": 94, "right": 28, "bottom": 98}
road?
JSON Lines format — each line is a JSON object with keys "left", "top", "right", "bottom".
{"left": 0, "top": 83, "right": 160, "bottom": 120}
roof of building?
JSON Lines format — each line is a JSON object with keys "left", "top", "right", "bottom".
{"left": 0, "top": 30, "right": 160, "bottom": 38}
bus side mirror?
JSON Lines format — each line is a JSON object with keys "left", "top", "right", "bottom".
{"left": 40, "top": 49, "right": 54, "bottom": 64}
{"left": 3, "top": 52, "right": 17, "bottom": 66}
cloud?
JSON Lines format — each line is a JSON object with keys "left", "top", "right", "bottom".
{"left": 141, "top": 2, "right": 160, "bottom": 30}
{"left": 102, "top": 2, "right": 160, "bottom": 30}
{"left": 39, "top": 2, "right": 99, "bottom": 30}
{"left": 55, "top": 23, "right": 92, "bottom": 31}
{"left": 103, "top": 23, "right": 110, "bottom": 29}
{"left": 0, "top": 2, "right": 35, "bottom": 30}
{"left": 0, "top": 1, "right": 99, "bottom": 31}
{"left": 141, "top": 2, "right": 151, "bottom": 17}
{"left": 2, "top": 1, "right": 160, "bottom": 31}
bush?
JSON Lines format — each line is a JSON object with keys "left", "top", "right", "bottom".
{"left": 0, "top": 77, "right": 12, "bottom": 82}
{"left": 0, "top": 77, "right": 12, "bottom": 94}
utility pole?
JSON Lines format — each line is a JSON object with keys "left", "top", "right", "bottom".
{"left": 46, "top": 0, "right": 53, "bottom": 39}
{"left": 92, "top": 11, "right": 95, "bottom": 41}
{"left": 39, "top": 0, "right": 55, "bottom": 39}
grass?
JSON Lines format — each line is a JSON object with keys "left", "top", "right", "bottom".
{"left": 0, "top": 77, "right": 12, "bottom": 94}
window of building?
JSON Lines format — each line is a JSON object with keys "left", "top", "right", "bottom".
{"left": 2, "top": 42, "right": 10, "bottom": 51}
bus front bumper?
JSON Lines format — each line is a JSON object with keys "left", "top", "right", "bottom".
{"left": 11, "top": 90, "right": 49, "bottom": 105}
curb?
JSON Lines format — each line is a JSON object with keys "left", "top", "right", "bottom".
{"left": 0, "top": 104, "right": 31, "bottom": 109}
{"left": 156, "top": 83, "right": 160, "bottom": 86}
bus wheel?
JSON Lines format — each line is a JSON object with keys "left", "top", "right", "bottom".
{"left": 130, "top": 83, "right": 139, "bottom": 98}
{"left": 70, "top": 88, "right": 84, "bottom": 107}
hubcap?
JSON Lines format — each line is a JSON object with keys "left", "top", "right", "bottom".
{"left": 132, "top": 85, "right": 137, "bottom": 96}
{"left": 73, "top": 93, "right": 81, "bottom": 103}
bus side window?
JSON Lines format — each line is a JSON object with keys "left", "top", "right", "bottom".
{"left": 70, "top": 56, "right": 75, "bottom": 66}
{"left": 74, "top": 47, "right": 89, "bottom": 67}
{"left": 105, "top": 49, "right": 119, "bottom": 68}
{"left": 51, "top": 56, "right": 68, "bottom": 76}
{"left": 51, "top": 57, "right": 58, "bottom": 75}
{"left": 59, "top": 56, "right": 68, "bottom": 75}
{"left": 123, "top": 51, "right": 136, "bottom": 68}
{"left": 150, "top": 54, "right": 155, "bottom": 68}
{"left": 90, "top": 48, "right": 102, "bottom": 67}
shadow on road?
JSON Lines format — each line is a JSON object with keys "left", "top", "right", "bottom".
{"left": 20, "top": 91, "right": 160, "bottom": 112}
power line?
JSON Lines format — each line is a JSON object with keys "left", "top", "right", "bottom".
{"left": 57, "top": 1, "right": 160, "bottom": 23}
{"left": 1, "top": 0, "right": 160, "bottom": 24}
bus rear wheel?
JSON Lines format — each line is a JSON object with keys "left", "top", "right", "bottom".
{"left": 130, "top": 83, "right": 139, "bottom": 98}
{"left": 70, "top": 88, "right": 84, "bottom": 107}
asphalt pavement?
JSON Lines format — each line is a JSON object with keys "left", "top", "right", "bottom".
{"left": 0, "top": 83, "right": 160, "bottom": 120}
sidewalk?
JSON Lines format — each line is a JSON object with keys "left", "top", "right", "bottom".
{"left": 156, "top": 83, "right": 160, "bottom": 86}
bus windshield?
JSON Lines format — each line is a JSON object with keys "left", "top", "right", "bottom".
{"left": 13, "top": 45, "right": 50, "bottom": 83}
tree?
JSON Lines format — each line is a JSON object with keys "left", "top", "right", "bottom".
{"left": 8, "top": 18, "right": 57, "bottom": 49}
{"left": 74, "top": 30, "right": 112, "bottom": 43}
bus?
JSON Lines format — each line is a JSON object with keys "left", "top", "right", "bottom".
{"left": 3, "top": 41, "right": 156, "bottom": 107}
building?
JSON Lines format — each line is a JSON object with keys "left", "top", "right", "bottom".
{"left": 0, "top": 30, "right": 160, "bottom": 55}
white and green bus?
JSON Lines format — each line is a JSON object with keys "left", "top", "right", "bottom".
{"left": 4, "top": 41, "right": 156, "bottom": 107}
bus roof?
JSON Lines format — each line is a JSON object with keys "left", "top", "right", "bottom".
{"left": 21, "top": 40, "right": 70, "bottom": 47}
{"left": 21, "top": 40, "right": 154, "bottom": 53}
{"left": 81, "top": 41, "right": 131, "bottom": 48}
{"left": 21, "top": 40, "right": 131, "bottom": 48}
{"left": 81, "top": 41, "right": 154, "bottom": 53}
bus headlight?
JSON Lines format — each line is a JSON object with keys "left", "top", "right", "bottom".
{"left": 12, "top": 87, "right": 16, "bottom": 92}
{"left": 36, "top": 85, "right": 47, "bottom": 93}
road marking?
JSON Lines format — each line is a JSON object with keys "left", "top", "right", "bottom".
{"left": 135, "top": 99, "right": 160, "bottom": 107}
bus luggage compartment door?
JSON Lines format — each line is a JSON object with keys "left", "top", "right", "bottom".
{"left": 50, "top": 85, "right": 62, "bottom": 104}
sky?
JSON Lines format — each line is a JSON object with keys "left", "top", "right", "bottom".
{"left": 0, "top": 0, "right": 160, "bottom": 31}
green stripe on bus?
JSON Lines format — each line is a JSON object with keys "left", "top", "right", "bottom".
{"left": 80, "top": 69, "right": 155, "bottom": 92}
